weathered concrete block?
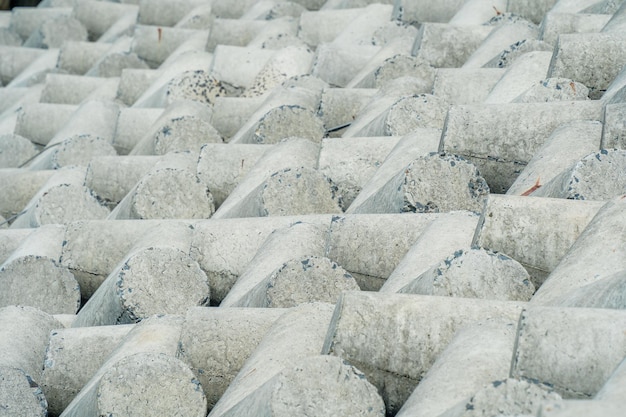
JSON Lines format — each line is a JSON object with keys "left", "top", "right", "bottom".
{"left": 412, "top": 23, "right": 493, "bottom": 68}
{"left": 220, "top": 355, "right": 385, "bottom": 417}
{"left": 177, "top": 307, "right": 286, "bottom": 409}
{"left": 0, "top": 225, "right": 80, "bottom": 314}
{"left": 396, "top": 319, "right": 517, "bottom": 417}
{"left": 474, "top": 195, "right": 604, "bottom": 286}
{"left": 440, "top": 101, "right": 602, "bottom": 193}
{"left": 511, "top": 305, "right": 626, "bottom": 398}
{"left": 531, "top": 196, "right": 626, "bottom": 305}
{"left": 0, "top": 305, "right": 63, "bottom": 382}
{"left": 400, "top": 248, "right": 534, "bottom": 301}
{"left": 41, "top": 324, "right": 134, "bottom": 416}
{"left": 322, "top": 292, "right": 525, "bottom": 414}
{"left": 380, "top": 211, "right": 479, "bottom": 293}
{"left": 530, "top": 149, "right": 626, "bottom": 200}
{"left": 548, "top": 32, "right": 626, "bottom": 99}
{"left": 10, "top": 167, "right": 109, "bottom": 228}
{"left": 108, "top": 152, "right": 215, "bottom": 220}
{"left": 209, "top": 303, "right": 335, "bottom": 417}
{"left": 507, "top": 120, "right": 601, "bottom": 196}
{"left": 73, "top": 222, "right": 209, "bottom": 327}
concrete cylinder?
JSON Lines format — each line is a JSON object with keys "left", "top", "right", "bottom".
{"left": 73, "top": 0, "right": 138, "bottom": 40}
{"left": 177, "top": 306, "right": 286, "bottom": 409}
{"left": 72, "top": 221, "right": 209, "bottom": 327}
{"left": 116, "top": 68, "right": 161, "bottom": 107}
{"left": 9, "top": 7, "right": 72, "bottom": 40}
{"left": 297, "top": 8, "right": 365, "bottom": 47}
{"left": 41, "top": 324, "right": 134, "bottom": 416}
{"left": 396, "top": 319, "right": 517, "bottom": 417}
{"left": 462, "top": 16, "right": 539, "bottom": 68}
{"left": 596, "top": 355, "right": 626, "bottom": 402}
{"left": 540, "top": 12, "right": 611, "bottom": 46}
{"left": 531, "top": 196, "right": 626, "bottom": 305}
{"left": 210, "top": 45, "right": 274, "bottom": 91}
{"left": 212, "top": 137, "right": 320, "bottom": 219}
{"left": 112, "top": 107, "right": 164, "bottom": 155}
{"left": 189, "top": 216, "right": 329, "bottom": 303}
{"left": 0, "top": 225, "right": 80, "bottom": 314}
{"left": 108, "top": 152, "right": 215, "bottom": 220}
{"left": 558, "top": 269, "right": 626, "bottom": 309}
{"left": 439, "top": 100, "right": 603, "bottom": 193}
{"left": 0, "top": 169, "right": 54, "bottom": 219}
{"left": 130, "top": 25, "right": 203, "bottom": 68}
{"left": 540, "top": 400, "right": 624, "bottom": 417}
{"left": 380, "top": 211, "right": 479, "bottom": 293}
{"left": 506, "top": 120, "right": 601, "bottom": 196}
{"left": 137, "top": 0, "right": 206, "bottom": 27}
{"left": 10, "top": 166, "right": 110, "bottom": 229}
{"left": 0, "top": 228, "right": 34, "bottom": 264}
{"left": 449, "top": 0, "right": 507, "bottom": 25}
{"left": 219, "top": 355, "right": 385, "bottom": 417}
{"left": 220, "top": 221, "right": 329, "bottom": 307}
{"left": 27, "top": 133, "right": 118, "bottom": 171}
{"left": 130, "top": 100, "right": 219, "bottom": 155}
{"left": 400, "top": 247, "right": 534, "bottom": 301}
{"left": 196, "top": 143, "right": 272, "bottom": 208}
{"left": 60, "top": 219, "right": 164, "bottom": 299}
{"left": 513, "top": 77, "right": 590, "bottom": 103}
{"left": 0, "top": 46, "right": 47, "bottom": 86}
{"left": 432, "top": 68, "right": 504, "bottom": 104}
{"left": 322, "top": 292, "right": 525, "bottom": 414}
{"left": 318, "top": 88, "right": 376, "bottom": 136}
{"left": 0, "top": 367, "right": 48, "bottom": 417}
{"left": 311, "top": 42, "right": 381, "bottom": 88}
{"left": 208, "top": 302, "right": 335, "bottom": 417}
{"left": 601, "top": 103, "right": 626, "bottom": 150}
{"left": 412, "top": 23, "right": 493, "bottom": 69}
{"left": 319, "top": 136, "right": 399, "bottom": 208}
{"left": 349, "top": 152, "right": 489, "bottom": 214}
{"left": 206, "top": 19, "right": 282, "bottom": 52}
{"left": 473, "top": 194, "right": 604, "bottom": 287}
{"left": 484, "top": 51, "right": 552, "bottom": 103}
{"left": 56, "top": 41, "right": 115, "bottom": 75}
{"left": 0, "top": 133, "right": 38, "bottom": 168}
{"left": 6, "top": 49, "right": 60, "bottom": 89}
{"left": 369, "top": 94, "right": 450, "bottom": 136}
{"left": 40, "top": 74, "right": 112, "bottom": 105}
{"left": 14, "top": 103, "right": 76, "bottom": 146}
{"left": 23, "top": 15, "right": 88, "bottom": 49}
{"left": 0, "top": 305, "right": 63, "bottom": 382}
{"left": 210, "top": 96, "right": 266, "bottom": 140}
{"left": 481, "top": 37, "right": 560, "bottom": 70}
{"left": 392, "top": 0, "right": 465, "bottom": 23}
{"left": 530, "top": 149, "right": 626, "bottom": 200}
{"left": 511, "top": 305, "right": 626, "bottom": 398}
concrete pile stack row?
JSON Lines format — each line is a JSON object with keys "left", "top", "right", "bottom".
{"left": 0, "top": 0, "right": 625, "bottom": 416}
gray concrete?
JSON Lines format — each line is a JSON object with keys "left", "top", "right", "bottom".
{"left": 209, "top": 303, "right": 335, "bottom": 417}
{"left": 28, "top": 133, "right": 118, "bottom": 171}
{"left": 548, "top": 32, "right": 626, "bottom": 99}
{"left": 0, "top": 367, "right": 48, "bottom": 417}
{"left": 507, "top": 120, "right": 601, "bottom": 196}
{"left": 130, "top": 25, "right": 203, "bottom": 68}
{"left": 311, "top": 42, "right": 381, "bottom": 87}
{"left": 72, "top": 0, "right": 138, "bottom": 40}
{"left": 513, "top": 77, "right": 590, "bottom": 102}
{"left": 219, "top": 355, "right": 384, "bottom": 417}
{"left": 432, "top": 68, "right": 504, "bottom": 104}
{"left": 0, "top": 225, "right": 80, "bottom": 314}
{"left": 530, "top": 149, "right": 626, "bottom": 200}
{"left": 72, "top": 221, "right": 209, "bottom": 327}
{"left": 14, "top": 103, "right": 78, "bottom": 147}
{"left": 23, "top": 16, "right": 87, "bottom": 49}
{"left": 484, "top": 51, "right": 552, "bottom": 103}
{"left": 439, "top": 101, "right": 602, "bottom": 193}
{"left": 380, "top": 211, "right": 479, "bottom": 293}
{"left": 540, "top": 12, "right": 612, "bottom": 46}
{"left": 596, "top": 355, "right": 626, "bottom": 402}
{"left": 0, "top": 133, "right": 38, "bottom": 168}
{"left": 396, "top": 319, "right": 517, "bottom": 417}
{"left": 474, "top": 194, "right": 604, "bottom": 287}
{"left": 531, "top": 196, "right": 626, "bottom": 305}
{"left": 0, "top": 228, "right": 34, "bottom": 264}
{"left": 440, "top": 378, "right": 563, "bottom": 417}
{"left": 511, "top": 305, "right": 626, "bottom": 398}
{"left": 136, "top": 0, "right": 205, "bottom": 27}
{"left": 483, "top": 38, "right": 554, "bottom": 69}
{"left": 220, "top": 221, "right": 329, "bottom": 307}
{"left": 177, "top": 307, "right": 286, "bottom": 410}
{"left": 56, "top": 41, "right": 113, "bottom": 75}
{"left": 558, "top": 269, "right": 626, "bottom": 309}
{"left": 392, "top": 0, "right": 465, "bottom": 23}
{"left": 0, "top": 305, "right": 63, "bottom": 382}
{"left": 400, "top": 248, "right": 534, "bottom": 301}
{"left": 40, "top": 74, "right": 120, "bottom": 105}
{"left": 322, "top": 292, "right": 525, "bottom": 414}
{"left": 41, "top": 324, "right": 134, "bottom": 416}
{"left": 602, "top": 103, "right": 626, "bottom": 149}
{"left": 540, "top": 400, "right": 625, "bottom": 417}
{"left": 0, "top": 46, "right": 47, "bottom": 86}
{"left": 10, "top": 166, "right": 109, "bottom": 228}
{"left": 318, "top": 88, "right": 376, "bottom": 136}
{"left": 9, "top": 7, "right": 72, "bottom": 40}
{"left": 6, "top": 49, "right": 59, "bottom": 89}
{"left": 0, "top": 169, "right": 54, "bottom": 220}
{"left": 209, "top": 96, "right": 266, "bottom": 140}
{"left": 449, "top": 0, "right": 507, "bottom": 25}
{"left": 108, "top": 151, "right": 215, "bottom": 220}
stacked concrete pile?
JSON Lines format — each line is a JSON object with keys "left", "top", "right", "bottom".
{"left": 1, "top": 0, "right": 626, "bottom": 416}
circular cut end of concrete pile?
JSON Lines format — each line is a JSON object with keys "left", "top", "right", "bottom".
{"left": 35, "top": 184, "right": 110, "bottom": 225}
{"left": 261, "top": 167, "right": 343, "bottom": 216}
{"left": 0, "top": 256, "right": 81, "bottom": 314}
{"left": 154, "top": 116, "right": 223, "bottom": 155}
{"left": 97, "top": 352, "right": 207, "bottom": 417}
{"left": 254, "top": 105, "right": 325, "bottom": 144}
{"left": 374, "top": 54, "right": 435, "bottom": 90}
{"left": 130, "top": 169, "right": 215, "bottom": 219}
{"left": 443, "top": 378, "right": 563, "bottom": 417}
{"left": 50, "top": 134, "right": 117, "bottom": 169}
{"left": 0, "top": 367, "right": 47, "bottom": 417}
{"left": 115, "top": 247, "right": 210, "bottom": 322}
{"left": 271, "top": 355, "right": 385, "bottom": 417}
{"left": 564, "top": 149, "right": 626, "bottom": 200}
{"left": 402, "top": 153, "right": 489, "bottom": 213}
{"left": 0, "top": 133, "right": 39, "bottom": 168}
{"left": 425, "top": 248, "right": 534, "bottom": 301}
{"left": 514, "top": 77, "right": 590, "bottom": 102}
{"left": 386, "top": 94, "right": 449, "bottom": 135}
{"left": 166, "top": 70, "right": 228, "bottom": 106}
{"left": 266, "top": 256, "right": 360, "bottom": 308}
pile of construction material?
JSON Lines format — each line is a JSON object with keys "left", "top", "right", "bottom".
{"left": 1, "top": 0, "right": 626, "bottom": 416}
